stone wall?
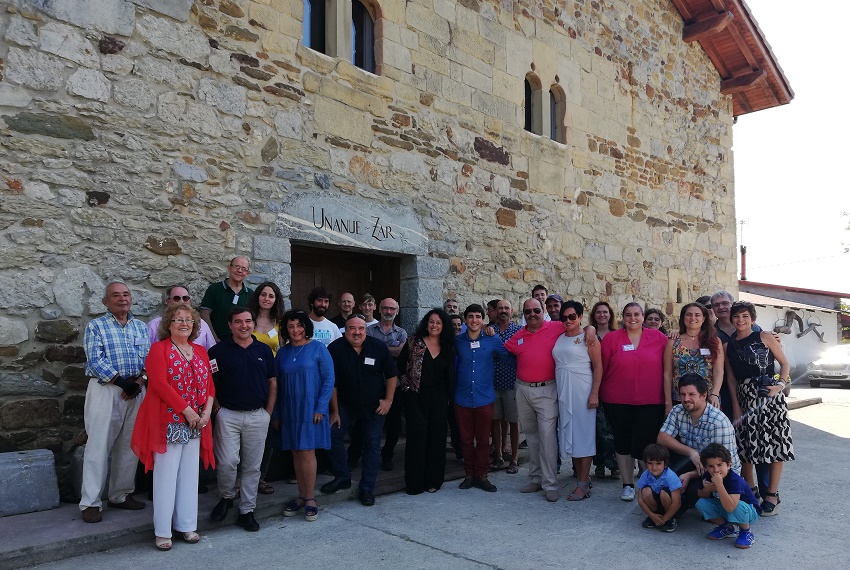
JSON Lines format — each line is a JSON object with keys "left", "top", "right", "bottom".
{"left": 0, "top": 0, "right": 738, "bottom": 497}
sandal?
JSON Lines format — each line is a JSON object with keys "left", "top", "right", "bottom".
{"left": 304, "top": 497, "right": 318, "bottom": 522}
{"left": 258, "top": 480, "right": 275, "bottom": 495}
{"left": 155, "top": 536, "right": 172, "bottom": 551}
{"left": 506, "top": 461, "right": 519, "bottom": 474}
{"left": 181, "top": 531, "right": 200, "bottom": 544}
{"left": 283, "top": 496, "right": 306, "bottom": 517}
{"left": 489, "top": 458, "right": 505, "bottom": 471}
{"left": 761, "top": 491, "right": 781, "bottom": 516}
{"left": 567, "top": 480, "right": 591, "bottom": 501}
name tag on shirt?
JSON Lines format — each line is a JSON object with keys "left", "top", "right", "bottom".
{"left": 470, "top": 341, "right": 480, "bottom": 349}
{"left": 517, "top": 338, "right": 524, "bottom": 346}
{"left": 135, "top": 337, "right": 147, "bottom": 346}
{"left": 364, "top": 357, "right": 376, "bottom": 366}
{"left": 622, "top": 344, "right": 635, "bottom": 351}
{"left": 232, "top": 294, "right": 239, "bottom": 304}
{"left": 209, "top": 359, "right": 219, "bottom": 373}
{"left": 700, "top": 348, "right": 711, "bottom": 356}
{"left": 268, "top": 328, "right": 277, "bottom": 338}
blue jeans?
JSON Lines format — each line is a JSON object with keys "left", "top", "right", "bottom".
{"left": 328, "top": 406, "right": 385, "bottom": 493}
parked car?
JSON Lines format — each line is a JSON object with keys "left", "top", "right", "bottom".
{"left": 806, "top": 344, "right": 850, "bottom": 387}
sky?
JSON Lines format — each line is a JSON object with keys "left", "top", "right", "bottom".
{"left": 732, "top": 0, "right": 849, "bottom": 296}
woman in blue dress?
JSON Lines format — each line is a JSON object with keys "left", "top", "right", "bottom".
{"left": 275, "top": 310, "right": 334, "bottom": 522}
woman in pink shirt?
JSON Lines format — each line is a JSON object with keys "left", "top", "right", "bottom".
{"left": 599, "top": 302, "right": 668, "bottom": 502}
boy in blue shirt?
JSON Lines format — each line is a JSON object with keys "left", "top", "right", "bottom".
{"left": 696, "top": 443, "right": 762, "bottom": 549}
{"left": 636, "top": 444, "right": 682, "bottom": 532}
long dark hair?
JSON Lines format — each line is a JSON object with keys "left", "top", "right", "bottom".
{"left": 678, "top": 302, "right": 719, "bottom": 362}
{"left": 415, "top": 308, "right": 455, "bottom": 353}
{"left": 247, "top": 281, "right": 284, "bottom": 324}
{"left": 589, "top": 301, "right": 617, "bottom": 330}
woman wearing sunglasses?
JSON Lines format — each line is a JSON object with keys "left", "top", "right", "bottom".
{"left": 599, "top": 302, "right": 668, "bottom": 502}
{"left": 552, "top": 301, "right": 603, "bottom": 501}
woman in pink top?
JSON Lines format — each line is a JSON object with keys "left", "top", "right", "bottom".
{"left": 599, "top": 302, "right": 668, "bottom": 502}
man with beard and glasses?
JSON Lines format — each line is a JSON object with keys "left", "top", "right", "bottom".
{"left": 308, "top": 287, "right": 341, "bottom": 347}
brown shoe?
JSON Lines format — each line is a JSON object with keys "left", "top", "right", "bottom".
{"left": 107, "top": 496, "right": 145, "bottom": 510}
{"left": 82, "top": 507, "right": 102, "bottom": 523}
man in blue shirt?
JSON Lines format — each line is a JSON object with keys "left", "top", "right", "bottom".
{"left": 454, "top": 304, "right": 509, "bottom": 492}
{"left": 80, "top": 281, "right": 150, "bottom": 523}
{"left": 491, "top": 299, "right": 521, "bottom": 472}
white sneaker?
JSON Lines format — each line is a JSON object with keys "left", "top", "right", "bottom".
{"left": 620, "top": 486, "right": 635, "bottom": 501}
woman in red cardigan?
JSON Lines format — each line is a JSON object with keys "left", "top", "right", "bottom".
{"left": 599, "top": 302, "right": 668, "bottom": 502}
{"left": 132, "top": 304, "right": 215, "bottom": 551}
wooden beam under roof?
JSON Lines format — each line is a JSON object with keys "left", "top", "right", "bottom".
{"left": 721, "top": 70, "right": 767, "bottom": 94}
{"left": 683, "top": 11, "right": 734, "bottom": 43}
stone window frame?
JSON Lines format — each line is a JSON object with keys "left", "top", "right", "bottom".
{"left": 301, "top": 0, "right": 382, "bottom": 75}
{"left": 524, "top": 72, "right": 543, "bottom": 136}
{"left": 549, "top": 83, "right": 567, "bottom": 144}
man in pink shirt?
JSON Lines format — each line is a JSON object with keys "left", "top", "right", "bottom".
{"left": 505, "top": 298, "right": 564, "bottom": 502}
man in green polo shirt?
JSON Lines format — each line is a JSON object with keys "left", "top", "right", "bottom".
{"left": 200, "top": 256, "right": 254, "bottom": 341}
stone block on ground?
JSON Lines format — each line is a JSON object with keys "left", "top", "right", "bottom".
{"left": 0, "top": 449, "right": 60, "bottom": 517}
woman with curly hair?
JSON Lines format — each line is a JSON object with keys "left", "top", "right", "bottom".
{"left": 398, "top": 308, "right": 456, "bottom": 494}
{"left": 663, "top": 302, "right": 723, "bottom": 414}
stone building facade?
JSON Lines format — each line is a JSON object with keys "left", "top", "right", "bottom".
{"left": 0, "top": 0, "right": 789, "bottom": 497}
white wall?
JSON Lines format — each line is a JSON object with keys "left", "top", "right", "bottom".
{"left": 752, "top": 304, "right": 839, "bottom": 379}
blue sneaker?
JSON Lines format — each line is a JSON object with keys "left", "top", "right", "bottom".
{"left": 735, "top": 529, "right": 755, "bottom": 549}
{"left": 706, "top": 524, "right": 738, "bottom": 540}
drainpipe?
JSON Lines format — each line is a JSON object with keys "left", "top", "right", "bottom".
{"left": 740, "top": 245, "right": 747, "bottom": 281}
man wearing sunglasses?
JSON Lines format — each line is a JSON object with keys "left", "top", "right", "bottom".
{"left": 200, "top": 257, "right": 254, "bottom": 342}
{"left": 147, "top": 285, "right": 215, "bottom": 349}
{"left": 505, "top": 299, "right": 596, "bottom": 502}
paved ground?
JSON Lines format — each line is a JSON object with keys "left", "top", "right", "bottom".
{"left": 13, "top": 384, "right": 850, "bottom": 569}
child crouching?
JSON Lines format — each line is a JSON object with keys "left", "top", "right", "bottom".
{"left": 636, "top": 444, "right": 682, "bottom": 532}
{"left": 696, "top": 443, "right": 762, "bottom": 549}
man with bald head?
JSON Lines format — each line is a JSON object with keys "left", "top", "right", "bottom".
{"left": 200, "top": 256, "right": 254, "bottom": 342}
{"left": 80, "top": 281, "right": 150, "bottom": 523}
{"left": 366, "top": 298, "right": 407, "bottom": 470}
{"left": 148, "top": 285, "right": 215, "bottom": 349}
{"left": 331, "top": 291, "right": 356, "bottom": 330}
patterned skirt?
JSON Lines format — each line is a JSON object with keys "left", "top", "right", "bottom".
{"left": 735, "top": 380, "right": 794, "bottom": 464}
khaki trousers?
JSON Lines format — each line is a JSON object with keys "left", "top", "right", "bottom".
{"left": 214, "top": 407, "right": 270, "bottom": 514}
{"left": 516, "top": 382, "right": 559, "bottom": 491}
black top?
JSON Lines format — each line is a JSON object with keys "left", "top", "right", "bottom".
{"left": 397, "top": 340, "right": 455, "bottom": 400}
{"left": 717, "top": 322, "right": 761, "bottom": 344}
{"left": 330, "top": 314, "right": 346, "bottom": 329}
{"left": 208, "top": 337, "right": 275, "bottom": 410}
{"left": 327, "top": 335, "right": 398, "bottom": 418}
{"left": 726, "top": 330, "right": 775, "bottom": 380}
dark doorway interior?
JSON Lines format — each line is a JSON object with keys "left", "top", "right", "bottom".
{"left": 290, "top": 244, "right": 401, "bottom": 318}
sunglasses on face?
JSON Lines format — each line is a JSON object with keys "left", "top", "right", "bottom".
{"left": 561, "top": 313, "right": 579, "bottom": 321}
{"left": 523, "top": 308, "right": 542, "bottom": 315}
{"left": 171, "top": 295, "right": 191, "bottom": 302}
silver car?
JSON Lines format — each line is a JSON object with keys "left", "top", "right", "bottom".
{"left": 806, "top": 344, "right": 850, "bottom": 387}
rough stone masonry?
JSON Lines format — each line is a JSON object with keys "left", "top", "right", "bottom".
{"left": 0, "top": 0, "right": 738, "bottom": 498}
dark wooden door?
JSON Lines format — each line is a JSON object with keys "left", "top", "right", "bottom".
{"left": 289, "top": 245, "right": 401, "bottom": 317}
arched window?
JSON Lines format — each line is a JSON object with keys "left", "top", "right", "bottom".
{"left": 524, "top": 73, "right": 542, "bottom": 135}
{"left": 351, "top": 0, "right": 375, "bottom": 73}
{"left": 303, "top": 0, "right": 326, "bottom": 54}
{"left": 549, "top": 85, "right": 566, "bottom": 144}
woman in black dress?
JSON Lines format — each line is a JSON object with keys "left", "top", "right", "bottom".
{"left": 398, "top": 309, "right": 455, "bottom": 494}
{"left": 724, "top": 301, "right": 793, "bottom": 516}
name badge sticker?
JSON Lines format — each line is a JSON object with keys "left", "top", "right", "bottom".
{"left": 700, "top": 348, "right": 711, "bottom": 356}
{"left": 470, "top": 341, "right": 481, "bottom": 349}
{"left": 209, "top": 359, "right": 219, "bottom": 373}
{"left": 268, "top": 328, "right": 278, "bottom": 339}
{"left": 517, "top": 338, "right": 524, "bottom": 346}
{"left": 622, "top": 344, "right": 635, "bottom": 351}
{"left": 135, "top": 337, "right": 146, "bottom": 346}
{"left": 232, "top": 294, "right": 239, "bottom": 304}
{"left": 364, "top": 357, "right": 376, "bottom": 366}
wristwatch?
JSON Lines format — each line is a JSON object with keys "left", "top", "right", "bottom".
{"left": 138, "top": 370, "right": 148, "bottom": 384}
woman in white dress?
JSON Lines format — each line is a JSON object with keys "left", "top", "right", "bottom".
{"left": 553, "top": 300, "right": 603, "bottom": 501}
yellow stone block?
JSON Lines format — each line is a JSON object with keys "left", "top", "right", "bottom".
{"left": 492, "top": 69, "right": 522, "bottom": 105}
{"left": 335, "top": 60, "right": 395, "bottom": 98}
{"left": 317, "top": 76, "right": 386, "bottom": 116}
{"left": 313, "top": 97, "right": 373, "bottom": 147}
{"left": 295, "top": 42, "right": 338, "bottom": 74}
{"left": 262, "top": 31, "right": 297, "bottom": 56}
{"left": 249, "top": 3, "right": 280, "bottom": 31}
{"left": 270, "top": 0, "right": 302, "bottom": 19}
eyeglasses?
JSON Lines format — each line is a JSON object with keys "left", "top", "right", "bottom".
{"left": 171, "top": 295, "right": 191, "bottom": 302}
{"left": 711, "top": 301, "right": 731, "bottom": 308}
{"left": 171, "top": 318, "right": 194, "bottom": 324}
{"left": 230, "top": 264, "right": 250, "bottom": 273}
{"left": 561, "top": 313, "right": 579, "bottom": 321}
{"left": 523, "top": 308, "right": 542, "bottom": 315}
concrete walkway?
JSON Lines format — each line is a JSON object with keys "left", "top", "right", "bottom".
{"left": 0, "top": 391, "right": 840, "bottom": 569}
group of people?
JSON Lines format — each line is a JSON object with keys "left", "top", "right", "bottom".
{"left": 78, "top": 256, "right": 794, "bottom": 551}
